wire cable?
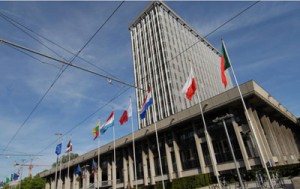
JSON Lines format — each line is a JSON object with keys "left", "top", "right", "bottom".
{"left": 0, "top": 1, "right": 125, "bottom": 154}
{"left": 0, "top": 6, "right": 122, "bottom": 82}
{"left": 0, "top": 1, "right": 259, "bottom": 170}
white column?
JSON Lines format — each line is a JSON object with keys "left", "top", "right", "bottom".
{"left": 172, "top": 131, "right": 182, "bottom": 177}
{"left": 247, "top": 107, "right": 269, "bottom": 164}
{"left": 164, "top": 134, "right": 173, "bottom": 181}
{"left": 252, "top": 109, "right": 273, "bottom": 161}
{"left": 82, "top": 170, "right": 90, "bottom": 189}
{"left": 98, "top": 165, "right": 102, "bottom": 187}
{"left": 142, "top": 146, "right": 149, "bottom": 186}
{"left": 50, "top": 179, "right": 55, "bottom": 189}
{"left": 128, "top": 148, "right": 134, "bottom": 188}
{"left": 261, "top": 115, "right": 282, "bottom": 165}
{"left": 107, "top": 160, "right": 112, "bottom": 186}
{"left": 123, "top": 149, "right": 128, "bottom": 189}
{"left": 57, "top": 178, "right": 63, "bottom": 189}
{"left": 45, "top": 182, "right": 50, "bottom": 189}
{"left": 232, "top": 119, "right": 251, "bottom": 170}
{"left": 64, "top": 176, "right": 70, "bottom": 189}
{"left": 192, "top": 124, "right": 206, "bottom": 173}
{"left": 73, "top": 174, "right": 79, "bottom": 189}
{"left": 112, "top": 160, "right": 116, "bottom": 189}
{"left": 148, "top": 141, "right": 156, "bottom": 185}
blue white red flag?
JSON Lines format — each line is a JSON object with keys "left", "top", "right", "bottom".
{"left": 65, "top": 140, "right": 72, "bottom": 153}
{"left": 100, "top": 112, "right": 114, "bottom": 135}
{"left": 139, "top": 87, "right": 153, "bottom": 119}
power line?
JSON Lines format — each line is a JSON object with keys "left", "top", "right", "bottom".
{"left": 0, "top": 39, "right": 143, "bottom": 91}
{"left": 0, "top": 10, "right": 121, "bottom": 80}
{"left": 0, "top": 1, "right": 126, "bottom": 155}
{"left": 6, "top": 45, "right": 61, "bottom": 70}
{"left": 0, "top": 1, "right": 260, "bottom": 172}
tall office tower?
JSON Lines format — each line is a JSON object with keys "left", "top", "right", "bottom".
{"left": 129, "top": 1, "right": 233, "bottom": 129}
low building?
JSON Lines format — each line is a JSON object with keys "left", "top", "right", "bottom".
{"left": 40, "top": 81, "right": 300, "bottom": 189}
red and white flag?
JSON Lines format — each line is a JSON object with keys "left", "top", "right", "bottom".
{"left": 181, "top": 68, "right": 197, "bottom": 100}
{"left": 119, "top": 100, "right": 132, "bottom": 125}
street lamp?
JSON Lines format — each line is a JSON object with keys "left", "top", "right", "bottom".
{"left": 213, "top": 114, "right": 245, "bottom": 189}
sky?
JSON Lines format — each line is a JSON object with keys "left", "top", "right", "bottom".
{"left": 0, "top": 0, "right": 299, "bottom": 181}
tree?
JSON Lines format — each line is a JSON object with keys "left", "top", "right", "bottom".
{"left": 17, "top": 175, "right": 45, "bottom": 189}
{"left": 52, "top": 153, "right": 79, "bottom": 168}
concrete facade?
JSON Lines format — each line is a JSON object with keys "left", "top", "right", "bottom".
{"left": 129, "top": 1, "right": 233, "bottom": 129}
{"left": 40, "top": 81, "right": 300, "bottom": 189}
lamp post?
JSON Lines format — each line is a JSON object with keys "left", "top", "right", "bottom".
{"left": 213, "top": 114, "right": 245, "bottom": 189}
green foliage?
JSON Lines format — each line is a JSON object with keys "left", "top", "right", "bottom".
{"left": 17, "top": 175, "right": 45, "bottom": 189}
{"left": 52, "top": 153, "right": 79, "bottom": 168}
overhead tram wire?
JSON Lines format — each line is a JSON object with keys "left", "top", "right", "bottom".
{"left": 1, "top": 1, "right": 259, "bottom": 166}
{"left": 0, "top": 7, "right": 122, "bottom": 83}
{"left": 0, "top": 39, "right": 143, "bottom": 91}
{"left": 0, "top": 11, "right": 70, "bottom": 65}
{"left": 6, "top": 45, "right": 61, "bottom": 70}
{"left": 0, "top": 1, "right": 259, "bottom": 154}
{"left": 0, "top": 1, "right": 126, "bottom": 154}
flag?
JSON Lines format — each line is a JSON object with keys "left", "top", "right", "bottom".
{"left": 55, "top": 143, "right": 62, "bottom": 156}
{"left": 65, "top": 140, "right": 72, "bottom": 153}
{"left": 100, "top": 112, "right": 114, "bottom": 135}
{"left": 119, "top": 100, "right": 132, "bottom": 125}
{"left": 75, "top": 165, "right": 81, "bottom": 175}
{"left": 181, "top": 67, "right": 197, "bottom": 100}
{"left": 91, "top": 160, "right": 97, "bottom": 174}
{"left": 221, "top": 40, "right": 231, "bottom": 88}
{"left": 139, "top": 87, "right": 153, "bottom": 119}
{"left": 5, "top": 177, "right": 9, "bottom": 184}
{"left": 92, "top": 120, "right": 100, "bottom": 140}
{"left": 13, "top": 173, "right": 19, "bottom": 181}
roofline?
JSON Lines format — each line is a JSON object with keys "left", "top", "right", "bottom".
{"left": 128, "top": 1, "right": 221, "bottom": 56}
{"left": 39, "top": 80, "right": 298, "bottom": 178}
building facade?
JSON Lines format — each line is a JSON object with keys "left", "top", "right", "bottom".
{"left": 40, "top": 81, "right": 300, "bottom": 189}
{"left": 129, "top": 1, "right": 233, "bottom": 129}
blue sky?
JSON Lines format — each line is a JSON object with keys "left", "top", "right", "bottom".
{"left": 0, "top": 1, "right": 299, "bottom": 180}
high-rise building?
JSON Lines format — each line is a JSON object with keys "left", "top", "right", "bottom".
{"left": 129, "top": 1, "right": 233, "bottom": 129}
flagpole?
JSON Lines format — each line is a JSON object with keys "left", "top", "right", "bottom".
{"left": 54, "top": 156, "right": 58, "bottom": 189}
{"left": 97, "top": 135, "right": 100, "bottom": 188}
{"left": 67, "top": 136, "right": 71, "bottom": 182}
{"left": 195, "top": 91, "right": 222, "bottom": 189}
{"left": 151, "top": 94, "right": 165, "bottom": 189}
{"left": 113, "top": 114, "right": 116, "bottom": 189}
{"left": 130, "top": 97, "right": 138, "bottom": 189}
{"left": 59, "top": 138, "right": 63, "bottom": 187}
{"left": 222, "top": 39, "right": 274, "bottom": 189}
{"left": 54, "top": 133, "right": 62, "bottom": 189}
